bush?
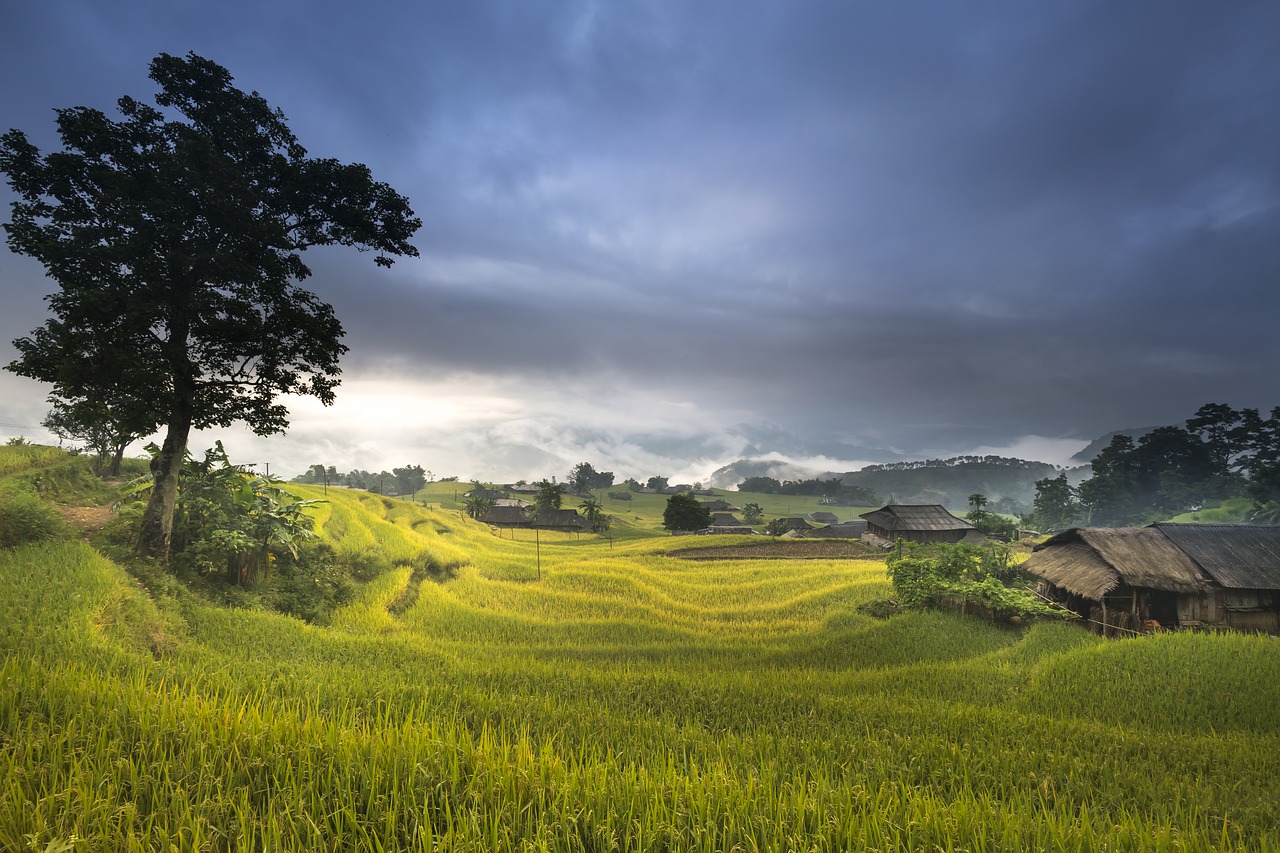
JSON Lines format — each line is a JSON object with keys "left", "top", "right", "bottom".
{"left": 885, "top": 541, "right": 1072, "bottom": 623}
{"left": 262, "top": 542, "right": 356, "bottom": 625}
{"left": 0, "top": 491, "right": 67, "bottom": 548}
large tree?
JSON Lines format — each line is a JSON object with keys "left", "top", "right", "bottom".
{"left": 662, "top": 493, "right": 712, "bottom": 532}
{"left": 1, "top": 53, "right": 420, "bottom": 560}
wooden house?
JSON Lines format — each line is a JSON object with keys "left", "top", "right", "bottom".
{"left": 1024, "top": 523, "right": 1280, "bottom": 633}
{"left": 859, "top": 505, "right": 984, "bottom": 546}
{"left": 1152, "top": 523, "right": 1280, "bottom": 632}
{"left": 711, "top": 512, "right": 744, "bottom": 526}
{"left": 808, "top": 511, "right": 840, "bottom": 525}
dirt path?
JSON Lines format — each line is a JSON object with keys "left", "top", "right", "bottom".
{"left": 57, "top": 504, "right": 114, "bottom": 537}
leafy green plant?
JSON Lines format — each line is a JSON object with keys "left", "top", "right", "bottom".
{"left": 125, "top": 442, "right": 326, "bottom": 587}
{"left": 885, "top": 541, "right": 1071, "bottom": 622}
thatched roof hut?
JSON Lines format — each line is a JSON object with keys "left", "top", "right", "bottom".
{"left": 808, "top": 511, "right": 840, "bottom": 525}
{"left": 859, "top": 505, "right": 982, "bottom": 545}
{"left": 1025, "top": 524, "right": 1280, "bottom": 633}
{"left": 530, "top": 509, "right": 592, "bottom": 532}
{"left": 1026, "top": 527, "right": 1207, "bottom": 601}
{"left": 711, "top": 512, "right": 744, "bottom": 526}
{"left": 478, "top": 505, "right": 531, "bottom": 528}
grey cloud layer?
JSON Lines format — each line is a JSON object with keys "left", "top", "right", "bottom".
{"left": 2, "top": 1, "right": 1278, "bottom": 469}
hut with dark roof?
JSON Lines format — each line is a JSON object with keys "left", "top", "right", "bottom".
{"left": 1024, "top": 524, "right": 1280, "bottom": 633}
{"left": 711, "top": 512, "right": 744, "bottom": 526}
{"left": 477, "top": 505, "right": 531, "bottom": 528}
{"left": 859, "top": 505, "right": 983, "bottom": 546}
{"left": 530, "top": 509, "right": 592, "bottom": 533}
{"left": 808, "top": 511, "right": 840, "bottom": 526}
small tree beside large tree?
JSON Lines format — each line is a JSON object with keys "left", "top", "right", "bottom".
{"left": 1, "top": 53, "right": 421, "bottom": 560}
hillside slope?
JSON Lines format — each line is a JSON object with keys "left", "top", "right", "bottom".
{"left": 2, "top": 449, "right": 1278, "bottom": 850}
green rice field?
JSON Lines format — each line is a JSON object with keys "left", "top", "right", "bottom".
{"left": 2, "top": 452, "right": 1279, "bottom": 851}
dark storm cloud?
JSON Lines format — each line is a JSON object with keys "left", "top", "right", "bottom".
{"left": 2, "top": 0, "right": 1279, "bottom": 471}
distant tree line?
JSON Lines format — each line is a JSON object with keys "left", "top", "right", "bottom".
{"left": 292, "top": 464, "right": 427, "bottom": 496}
{"left": 736, "top": 476, "right": 878, "bottom": 505}
{"left": 861, "top": 456, "right": 1052, "bottom": 471}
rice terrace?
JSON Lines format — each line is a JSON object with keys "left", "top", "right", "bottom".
{"left": 2, "top": 445, "right": 1279, "bottom": 852}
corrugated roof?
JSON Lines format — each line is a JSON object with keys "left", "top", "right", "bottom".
{"left": 1025, "top": 527, "right": 1208, "bottom": 599}
{"left": 859, "top": 505, "right": 975, "bottom": 532}
{"left": 1151, "top": 523, "right": 1280, "bottom": 590}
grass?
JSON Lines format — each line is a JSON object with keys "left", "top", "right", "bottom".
{"left": 2, "top": 449, "right": 1278, "bottom": 850}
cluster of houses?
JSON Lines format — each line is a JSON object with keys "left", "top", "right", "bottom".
{"left": 854, "top": 503, "right": 1280, "bottom": 635}
{"left": 468, "top": 486, "right": 1280, "bottom": 634}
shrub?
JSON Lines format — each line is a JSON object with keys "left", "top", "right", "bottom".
{"left": 0, "top": 491, "right": 67, "bottom": 548}
{"left": 886, "top": 541, "right": 1072, "bottom": 623}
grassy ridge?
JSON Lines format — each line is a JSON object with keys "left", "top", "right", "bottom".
{"left": 3, "top": 459, "right": 1279, "bottom": 850}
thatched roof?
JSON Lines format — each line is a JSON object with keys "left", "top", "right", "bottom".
{"left": 808, "top": 512, "right": 840, "bottom": 525}
{"left": 478, "top": 506, "right": 531, "bottom": 527}
{"left": 1026, "top": 527, "right": 1208, "bottom": 600}
{"left": 1151, "top": 523, "right": 1280, "bottom": 590}
{"left": 711, "top": 512, "right": 743, "bottom": 526}
{"left": 531, "top": 509, "right": 591, "bottom": 531}
{"left": 859, "top": 505, "right": 975, "bottom": 532}
{"left": 775, "top": 517, "right": 814, "bottom": 530}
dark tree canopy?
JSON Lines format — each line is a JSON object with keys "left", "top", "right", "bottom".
{"left": 1, "top": 53, "right": 421, "bottom": 559}
{"left": 663, "top": 493, "right": 712, "bottom": 532}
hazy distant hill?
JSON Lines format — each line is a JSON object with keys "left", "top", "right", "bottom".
{"left": 712, "top": 455, "right": 1076, "bottom": 512}
{"left": 1069, "top": 427, "right": 1157, "bottom": 464}
{"left": 836, "top": 456, "right": 1064, "bottom": 511}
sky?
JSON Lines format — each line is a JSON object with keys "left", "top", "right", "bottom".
{"left": 2, "top": 1, "right": 1279, "bottom": 485}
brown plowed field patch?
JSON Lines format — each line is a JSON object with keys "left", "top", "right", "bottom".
{"left": 669, "top": 540, "right": 884, "bottom": 560}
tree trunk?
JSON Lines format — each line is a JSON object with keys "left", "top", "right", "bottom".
{"left": 138, "top": 409, "right": 192, "bottom": 561}
{"left": 108, "top": 442, "right": 127, "bottom": 478}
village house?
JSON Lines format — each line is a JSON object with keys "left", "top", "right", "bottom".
{"left": 859, "top": 505, "right": 984, "bottom": 547}
{"left": 1023, "top": 523, "right": 1280, "bottom": 634}
{"left": 530, "top": 509, "right": 592, "bottom": 533}
{"left": 477, "top": 505, "right": 532, "bottom": 528}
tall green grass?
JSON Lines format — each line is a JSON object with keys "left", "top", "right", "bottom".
{"left": 2, "top": 480, "right": 1278, "bottom": 850}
